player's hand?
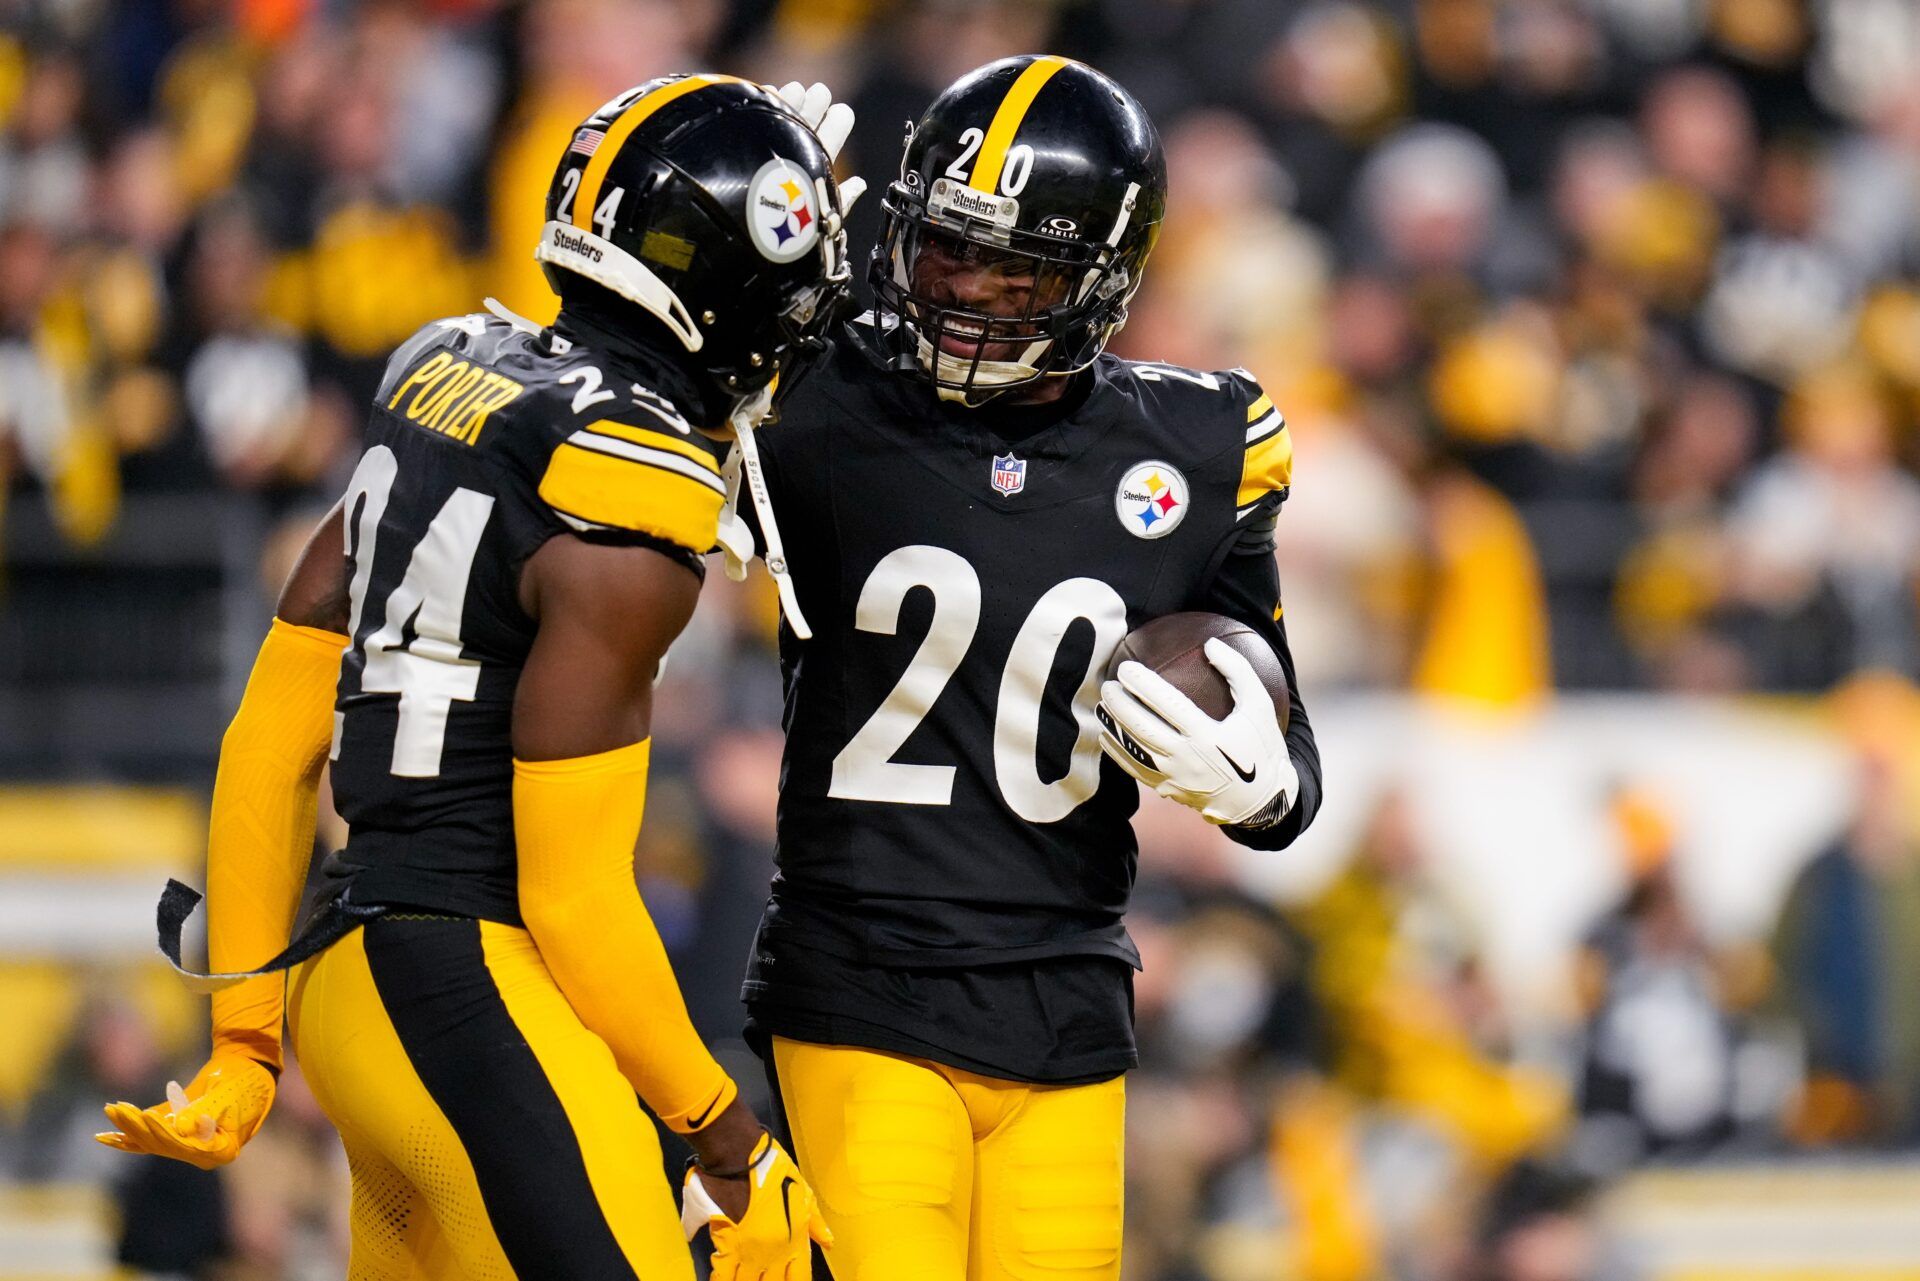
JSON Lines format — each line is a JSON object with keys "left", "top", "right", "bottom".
{"left": 683, "top": 1132, "right": 833, "bottom": 1281}
{"left": 772, "top": 81, "right": 867, "bottom": 222}
{"left": 95, "top": 1051, "right": 276, "bottom": 1170}
{"left": 1097, "top": 638, "right": 1297, "bottom": 827}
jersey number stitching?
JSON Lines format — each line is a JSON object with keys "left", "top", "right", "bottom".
{"left": 828, "top": 545, "right": 1127, "bottom": 822}
{"left": 557, "top": 365, "right": 617, "bottom": 415}
{"left": 338, "top": 446, "right": 495, "bottom": 778}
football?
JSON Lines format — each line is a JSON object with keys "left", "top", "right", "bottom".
{"left": 1108, "top": 612, "right": 1290, "bottom": 729}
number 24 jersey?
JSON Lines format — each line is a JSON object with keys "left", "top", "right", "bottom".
{"left": 749, "top": 320, "right": 1307, "bottom": 973}
{"left": 324, "top": 311, "right": 727, "bottom": 922}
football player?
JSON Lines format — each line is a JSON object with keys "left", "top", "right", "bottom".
{"left": 730, "top": 58, "right": 1322, "bottom": 1280}
{"left": 97, "top": 77, "right": 856, "bottom": 1281}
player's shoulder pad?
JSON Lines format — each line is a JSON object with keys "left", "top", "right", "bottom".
{"left": 1108, "top": 360, "right": 1292, "bottom": 510}
{"left": 529, "top": 362, "right": 727, "bottom": 557}
{"left": 1233, "top": 370, "right": 1293, "bottom": 515}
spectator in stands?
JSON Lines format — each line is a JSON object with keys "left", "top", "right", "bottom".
{"left": 1124, "top": 861, "right": 1322, "bottom": 1279}
{"left": 1574, "top": 789, "right": 1751, "bottom": 1168}
{"left": 1724, "top": 362, "right": 1920, "bottom": 684}
{"left": 172, "top": 199, "right": 348, "bottom": 498}
{"left": 15, "top": 997, "right": 229, "bottom": 1273}
{"left": 1772, "top": 749, "right": 1920, "bottom": 1147}
{"left": 1463, "top": 1160, "right": 1634, "bottom": 1281}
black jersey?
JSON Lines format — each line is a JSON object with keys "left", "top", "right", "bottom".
{"left": 324, "top": 310, "right": 726, "bottom": 923}
{"left": 743, "top": 318, "right": 1320, "bottom": 1081}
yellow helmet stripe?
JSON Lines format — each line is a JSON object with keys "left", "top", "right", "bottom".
{"left": 969, "top": 55, "right": 1070, "bottom": 195}
{"left": 575, "top": 75, "right": 741, "bottom": 232}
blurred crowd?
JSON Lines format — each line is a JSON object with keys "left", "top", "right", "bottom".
{"left": 7, "top": 0, "right": 1920, "bottom": 697}
{"left": 7, "top": 0, "right": 1920, "bottom": 1279}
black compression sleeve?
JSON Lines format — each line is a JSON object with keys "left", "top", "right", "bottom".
{"left": 1193, "top": 509, "right": 1322, "bottom": 851}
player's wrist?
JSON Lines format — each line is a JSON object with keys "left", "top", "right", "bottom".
{"left": 684, "top": 1097, "right": 766, "bottom": 1174}
{"left": 1221, "top": 747, "right": 1297, "bottom": 829}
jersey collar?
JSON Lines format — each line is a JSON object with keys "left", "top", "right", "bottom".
{"left": 551, "top": 309, "right": 716, "bottom": 426}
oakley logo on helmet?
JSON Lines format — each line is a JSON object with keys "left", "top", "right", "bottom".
{"left": 549, "top": 227, "right": 604, "bottom": 264}
{"left": 1041, "top": 216, "right": 1080, "bottom": 236}
{"left": 747, "top": 158, "right": 822, "bottom": 263}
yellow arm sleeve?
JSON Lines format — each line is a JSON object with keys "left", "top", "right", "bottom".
{"left": 514, "top": 740, "right": 738, "bottom": 1133}
{"left": 207, "top": 619, "right": 347, "bottom": 1072}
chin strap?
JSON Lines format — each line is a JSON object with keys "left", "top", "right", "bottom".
{"left": 718, "top": 386, "right": 812, "bottom": 640}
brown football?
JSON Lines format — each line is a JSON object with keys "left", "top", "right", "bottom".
{"left": 1108, "top": 612, "right": 1290, "bottom": 728}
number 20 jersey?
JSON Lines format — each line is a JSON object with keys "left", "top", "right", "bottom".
{"left": 324, "top": 311, "right": 726, "bottom": 923}
{"left": 749, "top": 319, "right": 1298, "bottom": 973}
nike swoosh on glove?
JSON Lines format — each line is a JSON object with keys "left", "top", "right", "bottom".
{"left": 1097, "top": 637, "right": 1298, "bottom": 827}
{"left": 683, "top": 1132, "right": 833, "bottom": 1281}
{"left": 96, "top": 1051, "right": 276, "bottom": 1170}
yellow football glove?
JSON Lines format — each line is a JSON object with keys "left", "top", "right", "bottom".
{"left": 682, "top": 1132, "right": 833, "bottom": 1281}
{"left": 95, "top": 1051, "right": 276, "bottom": 1170}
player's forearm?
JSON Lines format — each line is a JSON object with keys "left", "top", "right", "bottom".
{"left": 1202, "top": 545, "right": 1323, "bottom": 850}
{"left": 207, "top": 619, "right": 346, "bottom": 1070}
{"left": 513, "top": 741, "right": 738, "bottom": 1134}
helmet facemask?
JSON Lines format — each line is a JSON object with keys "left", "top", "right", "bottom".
{"left": 870, "top": 178, "right": 1145, "bottom": 405}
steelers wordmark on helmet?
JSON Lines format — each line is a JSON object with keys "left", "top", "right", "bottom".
{"left": 1115, "top": 460, "right": 1189, "bottom": 539}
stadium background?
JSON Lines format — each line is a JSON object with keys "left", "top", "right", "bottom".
{"left": 4, "top": 0, "right": 1920, "bottom": 1276}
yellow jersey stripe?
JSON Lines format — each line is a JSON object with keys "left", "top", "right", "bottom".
{"left": 562, "top": 431, "right": 725, "bottom": 495}
{"left": 540, "top": 441, "right": 724, "bottom": 551}
{"left": 1247, "top": 393, "right": 1274, "bottom": 422}
{"left": 575, "top": 76, "right": 738, "bottom": 232}
{"left": 577, "top": 419, "right": 719, "bottom": 473}
{"left": 1237, "top": 424, "right": 1294, "bottom": 506}
{"left": 970, "top": 56, "right": 1069, "bottom": 195}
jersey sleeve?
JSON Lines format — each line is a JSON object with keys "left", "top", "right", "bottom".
{"left": 1195, "top": 529, "right": 1321, "bottom": 852}
{"left": 535, "top": 416, "right": 727, "bottom": 560}
{"left": 1236, "top": 383, "right": 1294, "bottom": 519}
{"left": 1202, "top": 373, "right": 1318, "bottom": 850}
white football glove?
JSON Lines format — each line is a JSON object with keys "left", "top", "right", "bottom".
{"left": 1097, "top": 638, "right": 1297, "bottom": 827}
{"left": 773, "top": 81, "right": 867, "bottom": 228}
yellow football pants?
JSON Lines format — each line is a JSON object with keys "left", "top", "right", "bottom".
{"left": 286, "top": 916, "right": 691, "bottom": 1281}
{"left": 770, "top": 1037, "right": 1125, "bottom": 1281}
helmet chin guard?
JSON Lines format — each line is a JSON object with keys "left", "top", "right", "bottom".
{"left": 912, "top": 330, "right": 1046, "bottom": 404}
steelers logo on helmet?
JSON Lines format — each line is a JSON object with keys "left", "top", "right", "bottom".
{"left": 1115, "top": 461, "right": 1189, "bottom": 539}
{"left": 747, "top": 157, "right": 821, "bottom": 263}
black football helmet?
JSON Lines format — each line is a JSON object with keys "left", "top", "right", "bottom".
{"left": 870, "top": 55, "right": 1167, "bottom": 404}
{"left": 537, "top": 75, "right": 851, "bottom": 416}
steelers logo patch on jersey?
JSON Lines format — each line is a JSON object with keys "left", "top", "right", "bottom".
{"left": 748, "top": 158, "right": 820, "bottom": 263}
{"left": 1115, "top": 461, "right": 1189, "bottom": 539}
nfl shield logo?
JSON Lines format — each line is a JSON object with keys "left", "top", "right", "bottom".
{"left": 991, "top": 453, "right": 1026, "bottom": 496}
{"left": 998, "top": 451, "right": 1029, "bottom": 495}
